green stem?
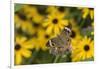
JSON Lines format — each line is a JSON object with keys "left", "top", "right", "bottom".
{"left": 80, "top": 19, "right": 85, "bottom": 28}
{"left": 54, "top": 55, "right": 60, "bottom": 63}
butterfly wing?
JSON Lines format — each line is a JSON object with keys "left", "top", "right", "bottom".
{"left": 46, "top": 27, "right": 71, "bottom": 55}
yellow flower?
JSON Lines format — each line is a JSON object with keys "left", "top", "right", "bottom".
{"left": 70, "top": 25, "right": 81, "bottom": 40}
{"left": 30, "top": 28, "right": 53, "bottom": 51}
{"left": 46, "top": 6, "right": 56, "bottom": 14}
{"left": 66, "top": 18, "right": 81, "bottom": 41}
{"left": 30, "top": 22, "right": 43, "bottom": 36}
{"left": 72, "top": 36, "right": 94, "bottom": 62}
{"left": 71, "top": 27, "right": 82, "bottom": 53}
{"left": 14, "top": 12, "right": 34, "bottom": 35}
{"left": 21, "top": 5, "right": 44, "bottom": 23}
{"left": 15, "top": 36, "right": 34, "bottom": 65}
{"left": 43, "top": 11, "right": 68, "bottom": 36}
{"left": 80, "top": 8, "right": 94, "bottom": 19}
{"left": 47, "top": 6, "right": 68, "bottom": 17}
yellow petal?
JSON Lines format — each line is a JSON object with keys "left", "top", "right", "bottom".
{"left": 58, "top": 24, "right": 64, "bottom": 30}
{"left": 43, "top": 22, "right": 50, "bottom": 27}
{"left": 17, "top": 36, "right": 27, "bottom": 43}
{"left": 46, "top": 25, "right": 53, "bottom": 34}
{"left": 21, "top": 49, "right": 31, "bottom": 58}
{"left": 60, "top": 20, "right": 68, "bottom": 26}
{"left": 15, "top": 54, "right": 22, "bottom": 65}
{"left": 24, "top": 41, "right": 34, "bottom": 49}
{"left": 90, "top": 10, "right": 94, "bottom": 20}
{"left": 82, "top": 8, "right": 89, "bottom": 19}
{"left": 54, "top": 26, "right": 60, "bottom": 35}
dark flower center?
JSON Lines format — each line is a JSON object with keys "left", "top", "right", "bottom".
{"left": 33, "top": 33, "right": 38, "bottom": 38}
{"left": 37, "top": 6, "right": 47, "bottom": 15}
{"left": 33, "top": 23, "right": 40, "bottom": 27}
{"left": 16, "top": 11, "right": 27, "bottom": 21}
{"left": 15, "top": 44, "right": 21, "bottom": 51}
{"left": 58, "top": 7, "right": 65, "bottom": 12}
{"left": 52, "top": 19, "right": 58, "bottom": 24}
{"left": 45, "top": 34, "right": 50, "bottom": 39}
{"left": 71, "top": 30, "right": 76, "bottom": 38}
{"left": 84, "top": 45, "right": 90, "bottom": 51}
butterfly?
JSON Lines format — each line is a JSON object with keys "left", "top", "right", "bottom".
{"left": 46, "top": 27, "right": 72, "bottom": 55}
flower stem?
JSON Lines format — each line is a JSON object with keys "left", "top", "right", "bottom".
{"left": 80, "top": 19, "right": 85, "bottom": 28}
{"left": 54, "top": 55, "right": 60, "bottom": 63}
